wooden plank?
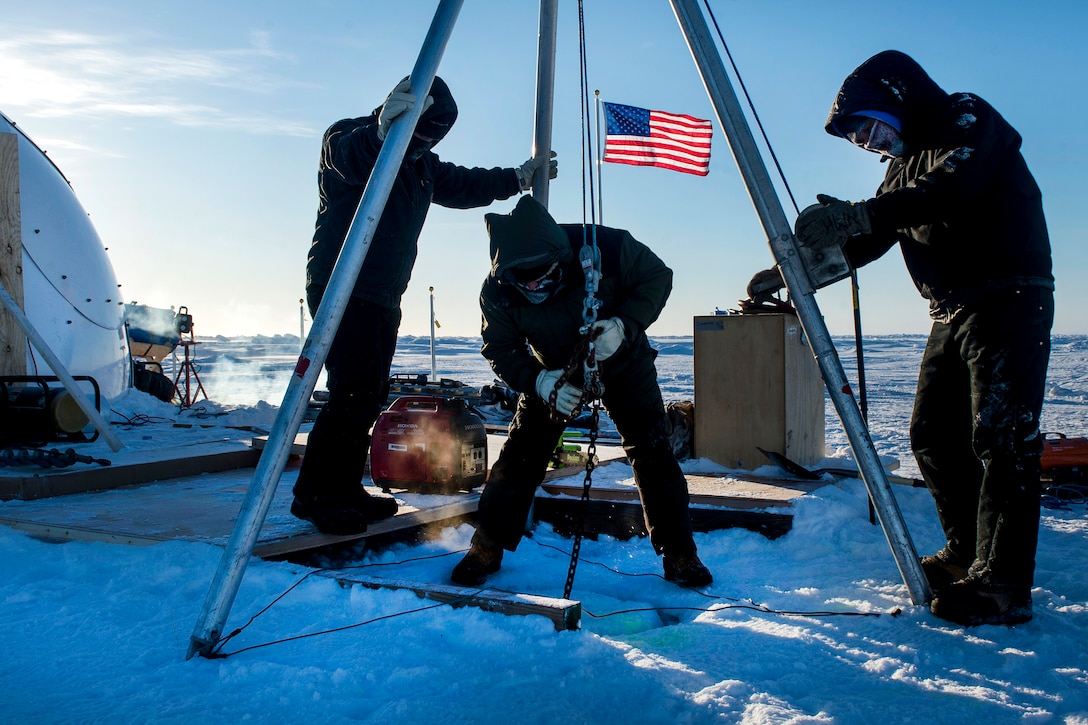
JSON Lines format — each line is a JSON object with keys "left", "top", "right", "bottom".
{"left": 253, "top": 495, "right": 480, "bottom": 558}
{"left": 253, "top": 459, "right": 625, "bottom": 559}
{"left": 0, "top": 132, "right": 27, "bottom": 375}
{"left": 0, "top": 440, "right": 261, "bottom": 501}
{"left": 782, "top": 318, "right": 825, "bottom": 464}
{"left": 534, "top": 470, "right": 836, "bottom": 542}
{"left": 0, "top": 461, "right": 482, "bottom": 550}
{"left": 325, "top": 572, "right": 581, "bottom": 631}
{"left": 251, "top": 431, "right": 308, "bottom": 456}
{"left": 542, "top": 472, "right": 828, "bottom": 510}
{"left": 0, "top": 516, "right": 170, "bottom": 546}
{"left": 532, "top": 496, "right": 794, "bottom": 541}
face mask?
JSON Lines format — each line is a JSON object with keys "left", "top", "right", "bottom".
{"left": 404, "top": 133, "right": 435, "bottom": 162}
{"left": 507, "top": 262, "right": 563, "bottom": 304}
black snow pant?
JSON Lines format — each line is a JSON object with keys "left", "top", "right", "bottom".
{"left": 294, "top": 289, "right": 401, "bottom": 500}
{"left": 909, "top": 286, "right": 1053, "bottom": 589}
{"left": 477, "top": 345, "right": 696, "bottom": 557}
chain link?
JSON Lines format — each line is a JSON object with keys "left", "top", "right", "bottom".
{"left": 563, "top": 376, "right": 600, "bottom": 601}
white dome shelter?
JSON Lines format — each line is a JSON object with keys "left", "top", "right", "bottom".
{"left": 1, "top": 110, "right": 129, "bottom": 404}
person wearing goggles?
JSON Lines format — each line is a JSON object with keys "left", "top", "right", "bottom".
{"left": 452, "top": 196, "right": 713, "bottom": 590}
{"left": 749, "top": 50, "right": 1053, "bottom": 627}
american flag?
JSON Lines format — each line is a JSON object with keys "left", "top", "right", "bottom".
{"left": 602, "top": 102, "right": 712, "bottom": 176}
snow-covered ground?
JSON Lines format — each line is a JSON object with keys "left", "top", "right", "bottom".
{"left": 1, "top": 335, "right": 1086, "bottom": 723}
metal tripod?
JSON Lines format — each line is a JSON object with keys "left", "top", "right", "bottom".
{"left": 187, "top": 0, "right": 930, "bottom": 661}
{"left": 172, "top": 338, "right": 208, "bottom": 409}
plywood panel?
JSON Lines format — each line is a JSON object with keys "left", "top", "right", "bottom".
{"left": 0, "top": 132, "right": 27, "bottom": 374}
{"left": 693, "top": 314, "right": 824, "bottom": 468}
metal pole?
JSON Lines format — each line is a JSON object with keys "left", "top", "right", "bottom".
{"left": 429, "top": 286, "right": 437, "bottom": 381}
{"left": 531, "top": 0, "right": 558, "bottom": 207}
{"left": 186, "top": 0, "right": 466, "bottom": 660}
{"left": 299, "top": 298, "right": 305, "bottom": 354}
{"left": 0, "top": 278, "right": 123, "bottom": 452}
{"left": 594, "top": 89, "right": 604, "bottom": 224}
{"left": 668, "top": 0, "right": 931, "bottom": 605}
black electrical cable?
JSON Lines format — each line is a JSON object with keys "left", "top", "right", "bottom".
{"left": 205, "top": 531, "right": 901, "bottom": 660}
{"left": 529, "top": 539, "right": 890, "bottom": 620}
{"left": 208, "top": 549, "right": 469, "bottom": 658}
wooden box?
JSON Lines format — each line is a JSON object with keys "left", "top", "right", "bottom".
{"left": 693, "top": 314, "right": 825, "bottom": 469}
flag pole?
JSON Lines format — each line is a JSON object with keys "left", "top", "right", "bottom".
{"left": 595, "top": 90, "right": 604, "bottom": 224}
{"left": 531, "top": 0, "right": 558, "bottom": 206}
{"left": 429, "top": 286, "right": 437, "bottom": 381}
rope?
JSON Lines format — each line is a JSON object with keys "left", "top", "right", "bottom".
{"left": 700, "top": 0, "right": 799, "bottom": 217}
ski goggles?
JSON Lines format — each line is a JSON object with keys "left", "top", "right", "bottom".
{"left": 836, "top": 113, "right": 904, "bottom": 156}
{"left": 508, "top": 261, "right": 562, "bottom": 293}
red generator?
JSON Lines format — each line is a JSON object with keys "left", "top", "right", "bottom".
{"left": 370, "top": 395, "right": 488, "bottom": 493}
{"left": 1042, "top": 432, "right": 1088, "bottom": 482}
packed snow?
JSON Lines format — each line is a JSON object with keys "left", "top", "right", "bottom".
{"left": 1, "top": 335, "right": 1087, "bottom": 723}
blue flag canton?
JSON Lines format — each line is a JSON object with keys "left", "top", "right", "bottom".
{"left": 605, "top": 103, "right": 650, "bottom": 136}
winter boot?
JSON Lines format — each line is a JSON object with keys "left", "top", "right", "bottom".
{"left": 290, "top": 487, "right": 398, "bottom": 536}
{"left": 930, "top": 574, "right": 1033, "bottom": 627}
{"left": 919, "top": 546, "right": 972, "bottom": 593}
{"left": 663, "top": 551, "right": 713, "bottom": 588}
{"left": 451, "top": 529, "right": 504, "bottom": 586}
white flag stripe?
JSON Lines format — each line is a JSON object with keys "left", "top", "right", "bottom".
{"left": 603, "top": 152, "right": 710, "bottom": 173}
{"left": 604, "top": 137, "right": 710, "bottom": 161}
{"left": 651, "top": 127, "right": 712, "bottom": 144}
{"left": 651, "top": 118, "right": 712, "bottom": 136}
{"left": 604, "top": 150, "right": 710, "bottom": 168}
{"left": 605, "top": 156, "right": 708, "bottom": 174}
{"left": 602, "top": 154, "right": 709, "bottom": 170}
{"left": 605, "top": 134, "right": 710, "bottom": 151}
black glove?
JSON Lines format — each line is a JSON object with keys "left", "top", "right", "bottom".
{"left": 746, "top": 267, "right": 785, "bottom": 302}
{"left": 794, "top": 194, "right": 871, "bottom": 249}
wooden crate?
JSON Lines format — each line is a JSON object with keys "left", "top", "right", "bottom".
{"left": 693, "top": 314, "right": 824, "bottom": 469}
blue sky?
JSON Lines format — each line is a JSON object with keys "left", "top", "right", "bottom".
{"left": 2, "top": 1, "right": 1085, "bottom": 337}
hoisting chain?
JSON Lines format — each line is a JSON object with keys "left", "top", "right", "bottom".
{"left": 558, "top": 0, "right": 604, "bottom": 601}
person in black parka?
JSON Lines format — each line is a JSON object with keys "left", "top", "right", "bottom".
{"left": 752, "top": 50, "right": 1054, "bottom": 626}
{"left": 450, "top": 195, "right": 712, "bottom": 589}
{"left": 293, "top": 76, "right": 556, "bottom": 536}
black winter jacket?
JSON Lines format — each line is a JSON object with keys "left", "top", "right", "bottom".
{"left": 306, "top": 112, "right": 520, "bottom": 309}
{"left": 480, "top": 220, "right": 672, "bottom": 396}
{"left": 829, "top": 50, "right": 1053, "bottom": 320}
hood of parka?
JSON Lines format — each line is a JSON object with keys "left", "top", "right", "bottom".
{"left": 372, "top": 75, "right": 459, "bottom": 145}
{"left": 825, "top": 50, "right": 947, "bottom": 151}
{"left": 485, "top": 196, "right": 574, "bottom": 282}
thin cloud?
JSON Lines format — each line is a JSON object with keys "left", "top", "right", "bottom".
{"left": 0, "top": 30, "right": 316, "bottom": 137}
